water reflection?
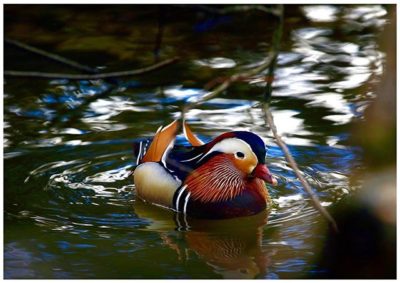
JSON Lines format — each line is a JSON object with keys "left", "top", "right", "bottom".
{"left": 302, "top": 5, "right": 338, "bottom": 22}
{"left": 194, "top": 57, "right": 237, "bottom": 69}
{"left": 134, "top": 200, "right": 271, "bottom": 279}
{"left": 343, "top": 5, "right": 387, "bottom": 28}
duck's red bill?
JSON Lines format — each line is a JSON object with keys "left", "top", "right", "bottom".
{"left": 253, "top": 164, "right": 278, "bottom": 186}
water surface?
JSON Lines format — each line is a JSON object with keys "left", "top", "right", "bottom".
{"left": 4, "top": 4, "right": 389, "bottom": 279}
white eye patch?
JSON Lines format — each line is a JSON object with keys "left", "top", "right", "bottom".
{"left": 198, "top": 138, "right": 257, "bottom": 163}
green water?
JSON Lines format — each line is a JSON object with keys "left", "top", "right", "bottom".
{"left": 4, "top": 4, "right": 390, "bottom": 279}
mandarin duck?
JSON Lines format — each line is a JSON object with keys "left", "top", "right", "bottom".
{"left": 133, "top": 120, "right": 277, "bottom": 219}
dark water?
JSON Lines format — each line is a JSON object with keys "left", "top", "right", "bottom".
{"left": 4, "top": 5, "right": 390, "bottom": 279}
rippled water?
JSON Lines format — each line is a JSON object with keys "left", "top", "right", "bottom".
{"left": 4, "top": 4, "right": 389, "bottom": 278}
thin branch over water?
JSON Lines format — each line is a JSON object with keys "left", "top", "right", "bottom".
{"left": 263, "top": 105, "right": 339, "bottom": 233}
{"left": 181, "top": 4, "right": 338, "bottom": 232}
{"left": 261, "top": 5, "right": 339, "bottom": 233}
{"left": 182, "top": 52, "right": 276, "bottom": 114}
{"left": 5, "top": 37, "right": 98, "bottom": 73}
{"left": 4, "top": 57, "right": 180, "bottom": 80}
{"left": 179, "top": 4, "right": 282, "bottom": 17}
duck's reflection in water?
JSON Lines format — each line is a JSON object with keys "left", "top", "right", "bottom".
{"left": 134, "top": 199, "right": 272, "bottom": 279}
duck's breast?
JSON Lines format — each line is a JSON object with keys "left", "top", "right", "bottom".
{"left": 185, "top": 185, "right": 268, "bottom": 219}
{"left": 134, "top": 162, "right": 182, "bottom": 208}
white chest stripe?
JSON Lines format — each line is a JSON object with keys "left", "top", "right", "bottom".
{"left": 183, "top": 192, "right": 191, "bottom": 214}
{"left": 175, "top": 185, "right": 187, "bottom": 211}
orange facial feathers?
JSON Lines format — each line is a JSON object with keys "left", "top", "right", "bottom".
{"left": 183, "top": 120, "right": 204, "bottom": 146}
{"left": 232, "top": 154, "right": 257, "bottom": 175}
{"left": 141, "top": 120, "right": 179, "bottom": 163}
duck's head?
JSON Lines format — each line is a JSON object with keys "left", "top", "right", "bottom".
{"left": 199, "top": 131, "right": 277, "bottom": 185}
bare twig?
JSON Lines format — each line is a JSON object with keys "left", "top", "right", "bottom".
{"left": 179, "top": 4, "right": 281, "bottom": 17}
{"left": 263, "top": 105, "right": 339, "bottom": 233}
{"left": 4, "top": 57, "right": 179, "bottom": 80}
{"left": 153, "top": 5, "right": 166, "bottom": 63}
{"left": 261, "top": 5, "right": 339, "bottom": 232}
{"left": 5, "top": 37, "right": 98, "bottom": 73}
{"left": 182, "top": 52, "right": 276, "bottom": 114}
{"left": 218, "top": 5, "right": 281, "bottom": 17}
{"left": 264, "top": 5, "right": 283, "bottom": 101}
{"left": 180, "top": 4, "right": 338, "bottom": 232}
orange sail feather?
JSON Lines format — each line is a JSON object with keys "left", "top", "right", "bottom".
{"left": 183, "top": 120, "right": 204, "bottom": 146}
{"left": 141, "top": 120, "right": 179, "bottom": 163}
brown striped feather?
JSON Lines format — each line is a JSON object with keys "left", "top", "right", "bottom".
{"left": 185, "top": 155, "right": 246, "bottom": 203}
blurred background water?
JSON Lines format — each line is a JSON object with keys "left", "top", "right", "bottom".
{"left": 3, "top": 4, "right": 393, "bottom": 279}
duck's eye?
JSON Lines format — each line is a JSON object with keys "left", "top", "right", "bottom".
{"left": 235, "top": 152, "right": 245, "bottom": 159}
